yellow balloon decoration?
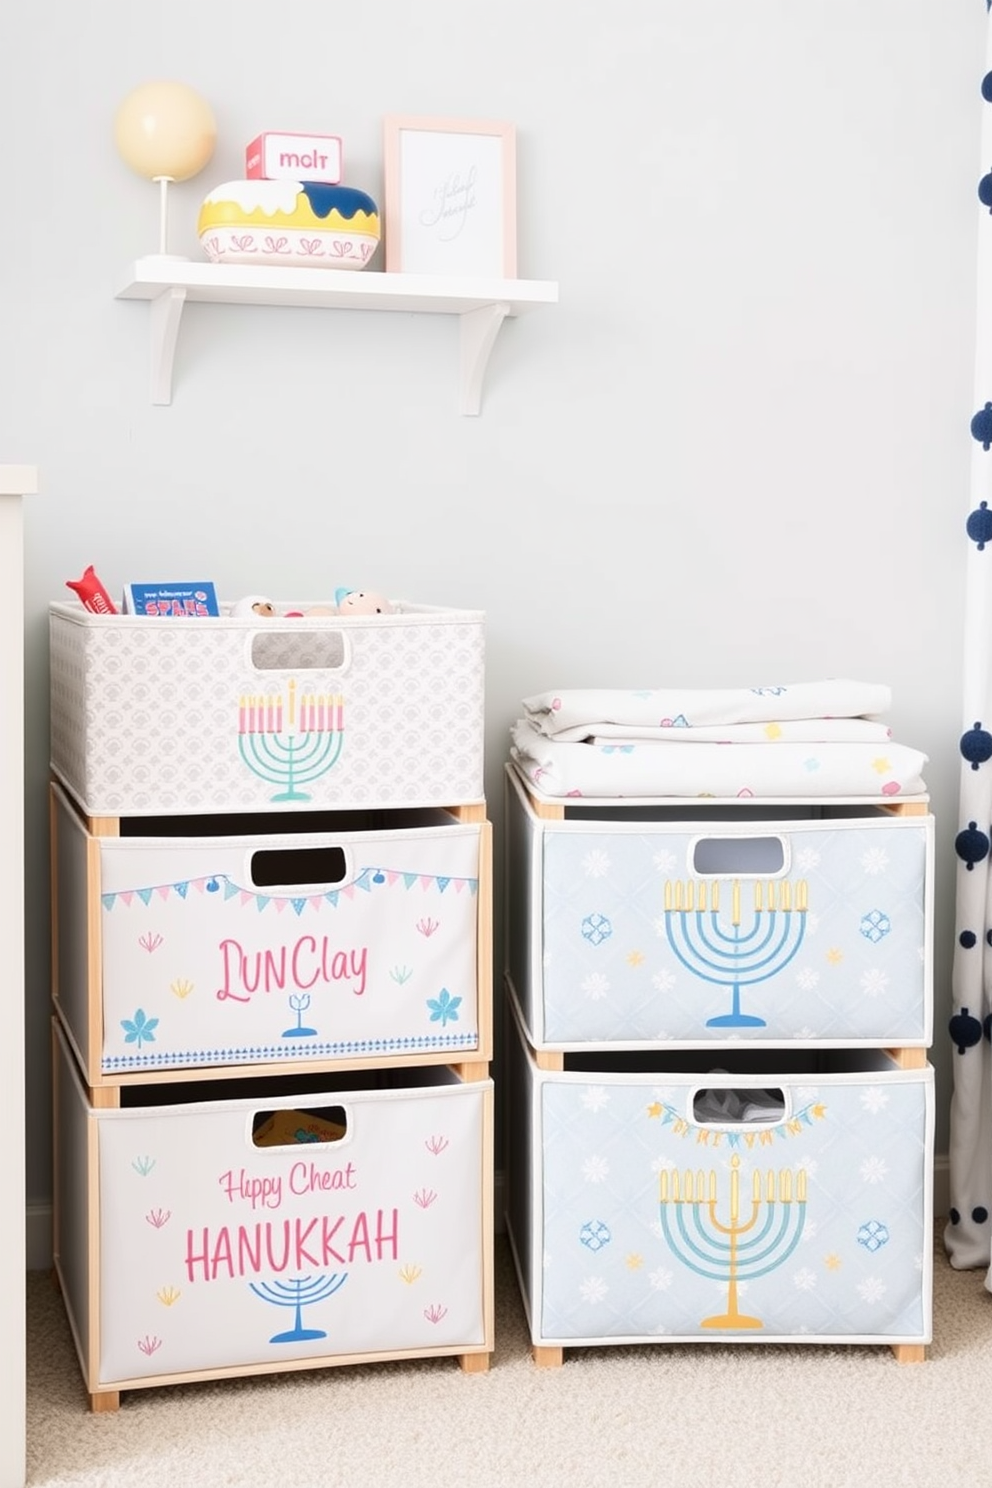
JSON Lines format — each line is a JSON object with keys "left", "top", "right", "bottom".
{"left": 114, "top": 81, "right": 216, "bottom": 182}
{"left": 114, "top": 81, "right": 216, "bottom": 257}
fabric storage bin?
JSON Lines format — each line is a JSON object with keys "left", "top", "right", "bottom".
{"left": 53, "top": 1020, "right": 493, "bottom": 1404}
{"left": 504, "top": 764, "right": 933, "bottom": 1050}
{"left": 49, "top": 600, "right": 485, "bottom": 816}
{"left": 51, "top": 782, "right": 491, "bottom": 1083}
{"left": 504, "top": 1000, "right": 933, "bottom": 1353}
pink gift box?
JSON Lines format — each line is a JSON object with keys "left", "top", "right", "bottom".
{"left": 246, "top": 131, "right": 343, "bottom": 184}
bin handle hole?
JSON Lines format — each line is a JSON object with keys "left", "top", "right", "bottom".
{"left": 249, "top": 629, "right": 350, "bottom": 674}
{"left": 689, "top": 835, "right": 787, "bottom": 876}
{"left": 690, "top": 1086, "right": 788, "bottom": 1126}
{"left": 249, "top": 845, "right": 349, "bottom": 889}
{"left": 251, "top": 1106, "right": 348, "bottom": 1149}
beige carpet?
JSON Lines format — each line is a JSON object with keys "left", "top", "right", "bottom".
{"left": 26, "top": 1225, "right": 992, "bottom": 1488}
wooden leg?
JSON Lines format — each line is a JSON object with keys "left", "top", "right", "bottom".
{"left": 458, "top": 1351, "right": 490, "bottom": 1373}
{"left": 90, "top": 1390, "right": 120, "bottom": 1413}
{"left": 533, "top": 1344, "right": 564, "bottom": 1368}
{"left": 891, "top": 1343, "right": 926, "bottom": 1364}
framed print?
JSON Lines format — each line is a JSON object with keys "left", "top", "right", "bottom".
{"left": 382, "top": 115, "right": 517, "bottom": 278}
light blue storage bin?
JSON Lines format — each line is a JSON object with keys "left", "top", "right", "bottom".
{"left": 504, "top": 764, "right": 933, "bottom": 1050}
{"left": 505, "top": 998, "right": 933, "bottom": 1350}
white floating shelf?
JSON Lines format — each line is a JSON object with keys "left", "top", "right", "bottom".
{"left": 116, "top": 258, "right": 559, "bottom": 414}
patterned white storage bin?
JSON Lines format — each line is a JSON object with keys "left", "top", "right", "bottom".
{"left": 53, "top": 1021, "right": 493, "bottom": 1399}
{"left": 504, "top": 1000, "right": 933, "bottom": 1351}
{"left": 49, "top": 600, "right": 485, "bottom": 816}
{"left": 52, "top": 782, "right": 491, "bottom": 1084}
{"left": 505, "top": 764, "right": 933, "bottom": 1050}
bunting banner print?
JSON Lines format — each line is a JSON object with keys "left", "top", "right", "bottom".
{"left": 101, "top": 868, "right": 479, "bottom": 916}
{"left": 646, "top": 1098, "right": 827, "bottom": 1149}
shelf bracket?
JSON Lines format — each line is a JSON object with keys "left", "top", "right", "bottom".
{"left": 149, "top": 286, "right": 187, "bottom": 406}
{"left": 458, "top": 301, "right": 510, "bottom": 416}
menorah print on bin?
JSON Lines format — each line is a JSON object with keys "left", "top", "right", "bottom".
{"left": 237, "top": 679, "right": 344, "bottom": 802}
{"left": 249, "top": 1272, "right": 348, "bottom": 1343}
{"left": 663, "top": 877, "right": 808, "bottom": 1028}
{"left": 658, "top": 1153, "right": 807, "bottom": 1330}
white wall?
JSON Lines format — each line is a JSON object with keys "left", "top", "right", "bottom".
{"left": 2, "top": 1, "right": 983, "bottom": 1214}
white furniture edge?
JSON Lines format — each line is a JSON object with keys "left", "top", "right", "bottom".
{"left": 116, "top": 258, "right": 559, "bottom": 414}
{"left": 0, "top": 464, "right": 37, "bottom": 1488}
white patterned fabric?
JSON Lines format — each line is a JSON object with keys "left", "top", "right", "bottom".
{"left": 536, "top": 718, "right": 894, "bottom": 746}
{"left": 945, "top": 13, "right": 992, "bottom": 1282}
{"left": 522, "top": 679, "right": 893, "bottom": 737}
{"left": 509, "top": 719, "right": 928, "bottom": 800}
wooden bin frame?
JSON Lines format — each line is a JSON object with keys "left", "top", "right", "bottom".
{"left": 50, "top": 777, "right": 493, "bottom": 1090}
{"left": 509, "top": 771, "right": 932, "bottom": 1368}
{"left": 52, "top": 1016, "right": 495, "bottom": 1413}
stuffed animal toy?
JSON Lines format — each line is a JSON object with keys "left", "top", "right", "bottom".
{"left": 334, "top": 588, "right": 393, "bottom": 615}
{"left": 232, "top": 594, "right": 276, "bottom": 618}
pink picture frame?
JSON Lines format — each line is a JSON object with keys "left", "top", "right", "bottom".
{"left": 382, "top": 115, "right": 517, "bottom": 278}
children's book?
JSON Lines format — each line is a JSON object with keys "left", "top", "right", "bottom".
{"left": 122, "top": 582, "right": 220, "bottom": 617}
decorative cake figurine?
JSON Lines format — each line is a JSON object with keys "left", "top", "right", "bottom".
{"left": 198, "top": 180, "right": 380, "bottom": 269}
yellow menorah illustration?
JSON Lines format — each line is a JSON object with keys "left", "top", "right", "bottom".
{"left": 658, "top": 1153, "right": 808, "bottom": 1329}
{"left": 662, "top": 878, "right": 808, "bottom": 916}
{"left": 663, "top": 877, "right": 809, "bottom": 1029}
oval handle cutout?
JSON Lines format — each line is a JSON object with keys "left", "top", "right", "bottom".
{"left": 691, "top": 835, "right": 786, "bottom": 876}
{"left": 249, "top": 845, "right": 348, "bottom": 888}
{"left": 250, "top": 629, "right": 348, "bottom": 673}
{"left": 691, "top": 1086, "right": 786, "bottom": 1126}
{"left": 252, "top": 1105, "right": 348, "bottom": 1148}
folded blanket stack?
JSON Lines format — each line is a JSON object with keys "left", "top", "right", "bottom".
{"left": 509, "top": 679, "right": 928, "bottom": 800}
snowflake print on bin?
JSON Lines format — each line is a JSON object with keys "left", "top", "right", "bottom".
{"left": 860, "top": 910, "right": 891, "bottom": 943}
{"left": 859, "top": 1155, "right": 890, "bottom": 1185}
{"left": 795, "top": 1154, "right": 819, "bottom": 1185}
{"left": 652, "top": 848, "right": 678, "bottom": 874}
{"left": 426, "top": 989, "right": 461, "bottom": 1026}
{"left": 860, "top": 1086, "right": 890, "bottom": 1114}
{"left": 651, "top": 966, "right": 676, "bottom": 995}
{"left": 582, "top": 972, "right": 610, "bottom": 1002}
{"left": 579, "top": 1276, "right": 609, "bottom": 1304}
{"left": 860, "top": 968, "right": 889, "bottom": 998}
{"left": 794, "top": 846, "right": 822, "bottom": 874}
{"left": 121, "top": 1008, "right": 159, "bottom": 1047}
{"left": 792, "top": 1267, "right": 817, "bottom": 1292}
{"left": 581, "top": 913, "right": 613, "bottom": 946}
{"left": 857, "top": 1277, "right": 887, "bottom": 1304}
{"left": 579, "top": 1220, "right": 611, "bottom": 1252}
{"left": 582, "top": 1154, "right": 610, "bottom": 1184}
{"left": 857, "top": 1220, "right": 890, "bottom": 1253}
{"left": 860, "top": 846, "right": 891, "bottom": 876}
{"left": 580, "top": 1086, "right": 611, "bottom": 1113}
{"left": 581, "top": 848, "right": 613, "bottom": 878}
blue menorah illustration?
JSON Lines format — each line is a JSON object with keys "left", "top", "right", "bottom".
{"left": 249, "top": 1273, "right": 348, "bottom": 1343}
{"left": 282, "top": 992, "right": 318, "bottom": 1039}
{"left": 659, "top": 1154, "right": 807, "bottom": 1329}
{"left": 663, "top": 877, "right": 808, "bottom": 1028}
{"left": 237, "top": 678, "right": 345, "bottom": 802}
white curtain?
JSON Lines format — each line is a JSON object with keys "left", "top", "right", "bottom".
{"left": 946, "top": 7, "right": 992, "bottom": 1281}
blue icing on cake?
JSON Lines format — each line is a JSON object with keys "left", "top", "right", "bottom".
{"left": 300, "top": 183, "right": 378, "bottom": 220}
